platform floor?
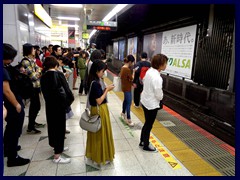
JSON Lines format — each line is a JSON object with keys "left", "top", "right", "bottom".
{"left": 3, "top": 77, "right": 235, "bottom": 176}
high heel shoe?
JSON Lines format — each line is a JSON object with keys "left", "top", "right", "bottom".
{"left": 121, "top": 112, "right": 126, "bottom": 118}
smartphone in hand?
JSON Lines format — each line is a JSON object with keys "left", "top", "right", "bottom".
{"left": 134, "top": 66, "right": 139, "bottom": 71}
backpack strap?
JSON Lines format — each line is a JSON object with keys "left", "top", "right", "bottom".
{"left": 20, "top": 57, "right": 32, "bottom": 67}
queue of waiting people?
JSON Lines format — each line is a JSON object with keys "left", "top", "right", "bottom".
{"left": 3, "top": 42, "right": 167, "bottom": 169}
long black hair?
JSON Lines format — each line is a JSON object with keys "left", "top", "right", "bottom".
{"left": 87, "top": 60, "right": 107, "bottom": 89}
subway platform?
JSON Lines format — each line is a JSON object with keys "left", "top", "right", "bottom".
{"left": 3, "top": 76, "right": 235, "bottom": 176}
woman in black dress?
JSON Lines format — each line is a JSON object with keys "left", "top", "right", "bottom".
{"left": 41, "top": 56, "right": 74, "bottom": 164}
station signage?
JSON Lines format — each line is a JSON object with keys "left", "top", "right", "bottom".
{"left": 87, "top": 20, "right": 117, "bottom": 31}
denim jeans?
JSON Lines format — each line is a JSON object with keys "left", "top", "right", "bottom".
{"left": 122, "top": 91, "right": 132, "bottom": 119}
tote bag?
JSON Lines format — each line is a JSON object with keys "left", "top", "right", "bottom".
{"left": 113, "top": 76, "right": 121, "bottom": 92}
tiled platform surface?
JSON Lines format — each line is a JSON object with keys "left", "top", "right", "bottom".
{"left": 3, "top": 77, "right": 234, "bottom": 176}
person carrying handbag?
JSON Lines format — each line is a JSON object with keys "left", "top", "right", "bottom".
{"left": 84, "top": 60, "right": 115, "bottom": 169}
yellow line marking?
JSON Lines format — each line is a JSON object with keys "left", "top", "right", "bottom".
{"left": 150, "top": 134, "right": 182, "bottom": 170}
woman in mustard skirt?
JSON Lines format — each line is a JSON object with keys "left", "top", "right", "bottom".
{"left": 85, "top": 60, "right": 115, "bottom": 169}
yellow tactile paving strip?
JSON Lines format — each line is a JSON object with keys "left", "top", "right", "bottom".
{"left": 105, "top": 77, "right": 222, "bottom": 176}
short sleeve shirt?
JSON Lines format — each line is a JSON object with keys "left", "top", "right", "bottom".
{"left": 3, "top": 67, "right": 21, "bottom": 103}
{"left": 89, "top": 81, "right": 106, "bottom": 106}
{"left": 3, "top": 68, "right": 11, "bottom": 82}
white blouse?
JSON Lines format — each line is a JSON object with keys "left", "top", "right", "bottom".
{"left": 140, "top": 67, "right": 163, "bottom": 110}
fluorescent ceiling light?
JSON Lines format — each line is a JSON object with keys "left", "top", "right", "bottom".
{"left": 102, "top": 4, "right": 128, "bottom": 21}
{"left": 89, "top": 4, "right": 128, "bottom": 40}
{"left": 61, "top": 24, "right": 79, "bottom": 28}
{"left": 51, "top": 4, "right": 83, "bottom": 8}
{"left": 57, "top": 17, "right": 80, "bottom": 21}
{"left": 89, "top": 30, "right": 97, "bottom": 42}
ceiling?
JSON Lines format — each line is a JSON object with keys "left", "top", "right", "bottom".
{"left": 42, "top": 4, "right": 118, "bottom": 39}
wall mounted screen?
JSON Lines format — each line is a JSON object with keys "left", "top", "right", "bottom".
{"left": 118, "top": 40, "right": 126, "bottom": 61}
{"left": 113, "top": 41, "right": 118, "bottom": 60}
{"left": 143, "top": 32, "right": 163, "bottom": 60}
{"left": 127, "top": 37, "right": 137, "bottom": 63}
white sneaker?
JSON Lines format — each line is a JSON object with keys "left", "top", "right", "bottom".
{"left": 53, "top": 156, "right": 71, "bottom": 164}
{"left": 63, "top": 147, "right": 69, "bottom": 151}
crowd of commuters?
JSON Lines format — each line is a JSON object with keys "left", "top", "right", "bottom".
{"left": 3, "top": 41, "right": 167, "bottom": 169}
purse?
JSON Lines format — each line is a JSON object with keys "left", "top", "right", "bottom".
{"left": 80, "top": 108, "right": 101, "bottom": 133}
{"left": 79, "top": 81, "right": 102, "bottom": 133}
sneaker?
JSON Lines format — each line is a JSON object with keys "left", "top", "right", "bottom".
{"left": 126, "top": 119, "right": 135, "bottom": 127}
{"left": 143, "top": 144, "right": 158, "bottom": 153}
{"left": 35, "top": 122, "right": 45, "bottom": 128}
{"left": 63, "top": 147, "right": 69, "bottom": 151}
{"left": 27, "top": 129, "right": 41, "bottom": 134}
{"left": 53, "top": 156, "right": 71, "bottom": 164}
{"left": 7, "top": 156, "right": 30, "bottom": 167}
{"left": 65, "top": 129, "right": 70, "bottom": 134}
{"left": 4, "top": 145, "right": 21, "bottom": 157}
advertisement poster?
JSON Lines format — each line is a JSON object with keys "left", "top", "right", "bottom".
{"left": 161, "top": 25, "right": 197, "bottom": 79}
{"left": 143, "top": 32, "right": 162, "bottom": 60}
{"left": 113, "top": 41, "right": 118, "bottom": 60}
{"left": 118, "top": 40, "right": 125, "bottom": 61}
{"left": 68, "top": 28, "right": 75, "bottom": 45}
{"left": 127, "top": 37, "right": 137, "bottom": 63}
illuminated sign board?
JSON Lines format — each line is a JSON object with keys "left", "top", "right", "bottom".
{"left": 82, "top": 32, "right": 89, "bottom": 39}
{"left": 34, "top": 4, "right": 52, "bottom": 28}
{"left": 87, "top": 20, "right": 117, "bottom": 31}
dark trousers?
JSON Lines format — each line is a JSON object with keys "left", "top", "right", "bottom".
{"left": 4, "top": 100, "right": 25, "bottom": 159}
{"left": 140, "top": 105, "right": 158, "bottom": 147}
{"left": 133, "top": 86, "right": 142, "bottom": 106}
{"left": 46, "top": 104, "right": 66, "bottom": 154}
{"left": 28, "top": 88, "right": 41, "bottom": 130}
{"left": 79, "top": 80, "right": 87, "bottom": 94}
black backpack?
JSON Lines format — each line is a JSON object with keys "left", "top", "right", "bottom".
{"left": 6, "top": 59, "right": 34, "bottom": 100}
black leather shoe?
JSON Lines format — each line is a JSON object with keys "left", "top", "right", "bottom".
{"left": 4, "top": 145, "right": 21, "bottom": 157}
{"left": 139, "top": 142, "right": 144, "bottom": 147}
{"left": 27, "top": 129, "right": 41, "bottom": 134}
{"left": 143, "top": 145, "right": 158, "bottom": 152}
{"left": 34, "top": 122, "right": 45, "bottom": 128}
{"left": 7, "top": 156, "right": 30, "bottom": 167}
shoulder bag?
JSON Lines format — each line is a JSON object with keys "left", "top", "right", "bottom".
{"left": 79, "top": 81, "right": 101, "bottom": 133}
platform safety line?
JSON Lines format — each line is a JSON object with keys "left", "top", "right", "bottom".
{"left": 118, "top": 116, "right": 182, "bottom": 170}
{"left": 149, "top": 134, "right": 182, "bottom": 170}
{"left": 119, "top": 117, "right": 134, "bottom": 137}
